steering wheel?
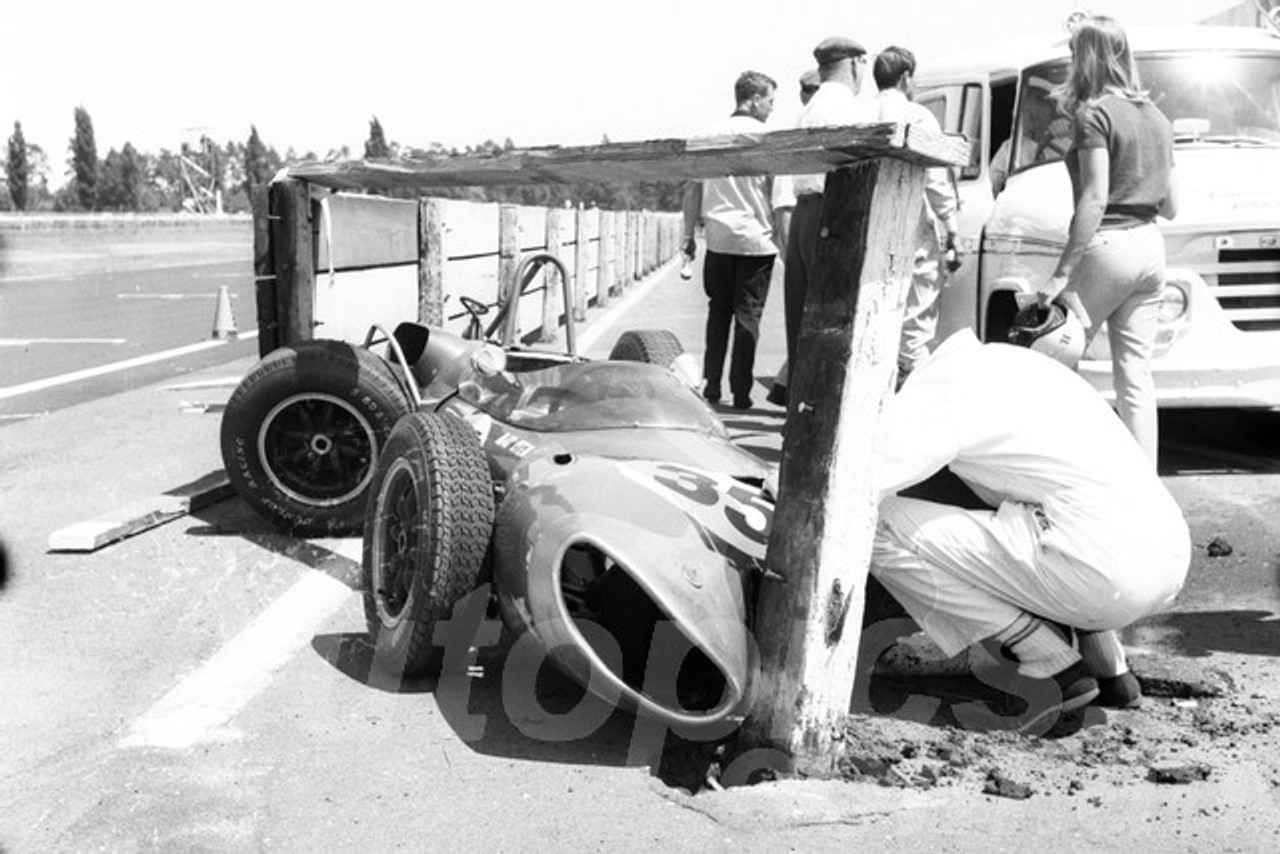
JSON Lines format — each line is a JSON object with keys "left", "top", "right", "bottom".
{"left": 458, "top": 296, "right": 490, "bottom": 341}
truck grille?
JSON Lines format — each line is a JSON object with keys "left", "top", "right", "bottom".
{"left": 1212, "top": 248, "right": 1280, "bottom": 332}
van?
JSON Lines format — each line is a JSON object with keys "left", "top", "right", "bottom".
{"left": 915, "top": 21, "right": 1280, "bottom": 408}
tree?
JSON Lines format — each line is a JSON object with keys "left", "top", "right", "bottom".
{"left": 97, "top": 143, "right": 143, "bottom": 211}
{"left": 243, "top": 125, "right": 272, "bottom": 200}
{"left": 70, "top": 106, "right": 99, "bottom": 210}
{"left": 7, "top": 121, "right": 29, "bottom": 211}
{"left": 364, "top": 117, "right": 390, "bottom": 160}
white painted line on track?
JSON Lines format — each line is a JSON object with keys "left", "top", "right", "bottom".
{"left": 0, "top": 337, "right": 127, "bottom": 346}
{"left": 575, "top": 264, "right": 672, "bottom": 355}
{"left": 117, "top": 293, "right": 219, "bottom": 300}
{"left": 0, "top": 329, "right": 258, "bottom": 401}
{"left": 120, "top": 559, "right": 359, "bottom": 750}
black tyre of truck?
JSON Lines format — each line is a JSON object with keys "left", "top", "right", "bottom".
{"left": 220, "top": 340, "right": 411, "bottom": 536}
{"left": 362, "top": 412, "right": 495, "bottom": 680}
{"left": 608, "top": 329, "right": 685, "bottom": 367}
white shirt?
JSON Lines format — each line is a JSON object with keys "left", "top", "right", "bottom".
{"left": 698, "top": 112, "right": 779, "bottom": 256}
{"left": 788, "top": 82, "right": 877, "bottom": 197}
{"left": 875, "top": 330, "right": 1188, "bottom": 573}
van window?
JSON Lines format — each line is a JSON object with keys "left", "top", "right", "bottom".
{"left": 1010, "top": 62, "right": 1072, "bottom": 174}
{"left": 1142, "top": 51, "right": 1280, "bottom": 143}
{"left": 1009, "top": 50, "right": 1280, "bottom": 179}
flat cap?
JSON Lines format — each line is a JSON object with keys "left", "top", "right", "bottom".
{"left": 799, "top": 68, "right": 821, "bottom": 89}
{"left": 813, "top": 35, "right": 866, "bottom": 65}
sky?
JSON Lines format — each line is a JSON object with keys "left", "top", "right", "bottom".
{"left": 1, "top": 0, "right": 1249, "bottom": 181}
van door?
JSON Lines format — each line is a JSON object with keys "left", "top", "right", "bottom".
{"left": 916, "top": 74, "right": 996, "bottom": 339}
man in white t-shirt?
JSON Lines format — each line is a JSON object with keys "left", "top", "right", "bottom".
{"left": 873, "top": 45, "right": 963, "bottom": 384}
{"left": 870, "top": 329, "right": 1189, "bottom": 730}
{"left": 681, "top": 70, "right": 788, "bottom": 409}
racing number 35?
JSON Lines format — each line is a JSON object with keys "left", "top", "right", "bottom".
{"left": 651, "top": 463, "right": 774, "bottom": 545}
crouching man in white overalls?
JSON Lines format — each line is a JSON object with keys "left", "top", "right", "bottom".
{"left": 871, "top": 304, "right": 1189, "bottom": 730}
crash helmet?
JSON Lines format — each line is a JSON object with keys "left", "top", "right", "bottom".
{"left": 1007, "top": 300, "right": 1085, "bottom": 368}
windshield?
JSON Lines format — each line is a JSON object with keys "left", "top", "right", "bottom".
{"left": 457, "top": 360, "right": 727, "bottom": 434}
{"left": 1010, "top": 51, "right": 1280, "bottom": 173}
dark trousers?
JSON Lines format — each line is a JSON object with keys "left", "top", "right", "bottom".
{"left": 702, "top": 249, "right": 774, "bottom": 399}
{"left": 783, "top": 194, "right": 823, "bottom": 386}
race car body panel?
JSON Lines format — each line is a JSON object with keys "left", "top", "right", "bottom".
{"left": 492, "top": 452, "right": 771, "bottom": 728}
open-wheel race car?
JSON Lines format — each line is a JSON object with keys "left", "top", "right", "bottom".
{"left": 220, "top": 256, "right": 777, "bottom": 732}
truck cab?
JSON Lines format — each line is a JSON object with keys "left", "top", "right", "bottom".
{"left": 916, "top": 23, "right": 1280, "bottom": 408}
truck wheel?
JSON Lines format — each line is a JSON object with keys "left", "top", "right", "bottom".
{"left": 220, "top": 340, "right": 411, "bottom": 536}
{"left": 609, "top": 329, "right": 685, "bottom": 367}
{"left": 362, "top": 412, "right": 495, "bottom": 680}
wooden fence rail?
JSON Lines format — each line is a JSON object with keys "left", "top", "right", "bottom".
{"left": 252, "top": 183, "right": 682, "bottom": 357}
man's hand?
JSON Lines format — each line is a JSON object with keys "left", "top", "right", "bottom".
{"left": 944, "top": 233, "right": 963, "bottom": 273}
{"left": 1036, "top": 272, "right": 1070, "bottom": 307}
{"left": 683, "top": 238, "right": 697, "bottom": 260}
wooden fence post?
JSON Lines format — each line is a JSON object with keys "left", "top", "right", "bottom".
{"left": 419, "top": 197, "right": 446, "bottom": 326}
{"left": 574, "top": 207, "right": 591, "bottom": 321}
{"left": 623, "top": 211, "right": 637, "bottom": 288}
{"left": 498, "top": 204, "right": 519, "bottom": 345}
{"left": 541, "top": 207, "right": 567, "bottom": 343}
{"left": 251, "top": 186, "right": 277, "bottom": 358}
{"left": 268, "top": 178, "right": 315, "bottom": 350}
{"left": 596, "top": 211, "right": 613, "bottom": 308}
{"left": 740, "top": 157, "right": 924, "bottom": 774}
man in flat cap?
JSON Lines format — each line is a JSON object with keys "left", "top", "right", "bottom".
{"left": 766, "top": 67, "right": 823, "bottom": 408}
{"left": 779, "top": 37, "right": 878, "bottom": 402}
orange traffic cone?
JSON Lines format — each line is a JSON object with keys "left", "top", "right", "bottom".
{"left": 211, "top": 284, "right": 238, "bottom": 340}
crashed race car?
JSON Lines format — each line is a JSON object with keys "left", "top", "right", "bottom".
{"left": 220, "top": 268, "right": 776, "bottom": 732}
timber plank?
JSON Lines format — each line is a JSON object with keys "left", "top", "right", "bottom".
{"left": 286, "top": 124, "right": 966, "bottom": 192}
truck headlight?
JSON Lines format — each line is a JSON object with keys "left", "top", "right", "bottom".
{"left": 1158, "top": 277, "right": 1191, "bottom": 323}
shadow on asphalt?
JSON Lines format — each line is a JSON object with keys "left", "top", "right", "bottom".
{"left": 311, "top": 627, "right": 663, "bottom": 768}
{"left": 1125, "top": 609, "right": 1280, "bottom": 659}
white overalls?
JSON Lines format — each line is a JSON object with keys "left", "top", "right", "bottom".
{"left": 871, "top": 330, "right": 1189, "bottom": 657}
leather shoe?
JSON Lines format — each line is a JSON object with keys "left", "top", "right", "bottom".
{"left": 1095, "top": 671, "right": 1143, "bottom": 709}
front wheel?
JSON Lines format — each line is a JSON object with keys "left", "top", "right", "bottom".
{"left": 362, "top": 412, "right": 495, "bottom": 680}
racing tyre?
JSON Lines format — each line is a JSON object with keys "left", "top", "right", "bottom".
{"left": 609, "top": 329, "right": 684, "bottom": 367}
{"left": 362, "top": 412, "right": 495, "bottom": 679}
{"left": 220, "top": 340, "right": 412, "bottom": 536}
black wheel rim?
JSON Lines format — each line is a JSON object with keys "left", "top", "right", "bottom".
{"left": 374, "top": 460, "right": 424, "bottom": 623}
{"left": 259, "top": 393, "right": 377, "bottom": 506}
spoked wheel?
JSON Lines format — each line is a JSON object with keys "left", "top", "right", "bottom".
{"left": 362, "top": 412, "right": 494, "bottom": 679}
{"left": 221, "top": 340, "right": 411, "bottom": 535}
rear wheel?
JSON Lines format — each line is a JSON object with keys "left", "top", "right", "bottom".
{"left": 609, "top": 329, "right": 684, "bottom": 367}
{"left": 362, "top": 412, "right": 495, "bottom": 679}
{"left": 220, "top": 340, "right": 411, "bottom": 535}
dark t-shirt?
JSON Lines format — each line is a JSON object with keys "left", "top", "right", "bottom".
{"left": 1066, "top": 93, "right": 1173, "bottom": 228}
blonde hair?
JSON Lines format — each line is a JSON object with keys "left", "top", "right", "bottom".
{"left": 1056, "top": 15, "right": 1144, "bottom": 114}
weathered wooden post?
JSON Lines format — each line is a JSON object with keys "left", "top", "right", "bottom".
{"left": 418, "top": 197, "right": 446, "bottom": 326}
{"left": 739, "top": 151, "right": 940, "bottom": 774}
{"left": 541, "top": 207, "right": 567, "bottom": 342}
{"left": 574, "top": 207, "right": 592, "bottom": 321}
{"left": 596, "top": 211, "right": 613, "bottom": 308}
{"left": 498, "top": 205, "right": 519, "bottom": 344}
{"left": 260, "top": 178, "right": 316, "bottom": 354}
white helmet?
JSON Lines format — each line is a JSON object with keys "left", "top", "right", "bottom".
{"left": 1007, "top": 301, "right": 1085, "bottom": 368}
